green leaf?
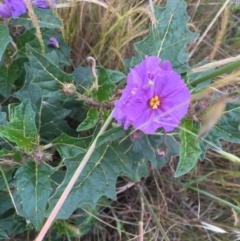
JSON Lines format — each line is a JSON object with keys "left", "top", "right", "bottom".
{"left": 77, "top": 108, "right": 98, "bottom": 132}
{"left": 10, "top": 7, "right": 62, "bottom": 30}
{"left": 92, "top": 67, "right": 115, "bottom": 102}
{"left": 71, "top": 66, "right": 92, "bottom": 93}
{"left": 0, "top": 106, "right": 7, "bottom": 125}
{"left": 134, "top": 1, "right": 197, "bottom": 73}
{"left": 17, "top": 29, "right": 71, "bottom": 66}
{"left": 8, "top": 99, "right": 37, "bottom": 137}
{"left": 0, "top": 25, "right": 12, "bottom": 61}
{"left": 0, "top": 227, "right": 9, "bottom": 239}
{"left": 15, "top": 162, "right": 54, "bottom": 230}
{"left": 0, "top": 99, "right": 37, "bottom": 152}
{"left": 0, "top": 127, "right": 33, "bottom": 152}
{"left": 16, "top": 74, "right": 77, "bottom": 141}
{"left": 96, "top": 127, "right": 125, "bottom": 148}
{"left": 16, "top": 82, "right": 42, "bottom": 129}
{"left": 174, "top": 120, "right": 202, "bottom": 177}
{"left": 26, "top": 44, "right": 74, "bottom": 98}
{"left": 132, "top": 132, "right": 180, "bottom": 168}
{"left": 53, "top": 221, "right": 80, "bottom": 238}
{"left": 53, "top": 133, "right": 91, "bottom": 159}
{"left": 0, "top": 191, "right": 13, "bottom": 215}
{"left": 0, "top": 213, "right": 28, "bottom": 235}
{"left": 46, "top": 134, "right": 170, "bottom": 219}
{"left": 0, "top": 65, "right": 20, "bottom": 98}
{"left": 106, "top": 69, "right": 126, "bottom": 84}
{"left": 40, "top": 98, "right": 77, "bottom": 140}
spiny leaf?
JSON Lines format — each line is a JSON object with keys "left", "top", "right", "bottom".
{"left": 26, "top": 44, "right": 74, "bottom": 98}
{"left": 77, "top": 108, "right": 99, "bottom": 132}
{"left": 174, "top": 120, "right": 202, "bottom": 177}
{"left": 134, "top": 0, "right": 197, "bottom": 73}
{"left": 0, "top": 25, "right": 12, "bottom": 61}
{"left": 92, "top": 67, "right": 115, "bottom": 102}
{"left": 53, "top": 133, "right": 91, "bottom": 159}
{"left": 40, "top": 98, "right": 77, "bottom": 140}
{"left": 15, "top": 162, "right": 54, "bottom": 230}
{"left": 46, "top": 136, "right": 150, "bottom": 219}
{"left": 132, "top": 132, "right": 180, "bottom": 168}
{"left": 0, "top": 99, "right": 37, "bottom": 153}
{"left": 96, "top": 127, "right": 126, "bottom": 148}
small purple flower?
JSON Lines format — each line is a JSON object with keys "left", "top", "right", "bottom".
{"left": 47, "top": 36, "right": 59, "bottom": 48}
{"left": 33, "top": 0, "right": 56, "bottom": 8}
{"left": 0, "top": 3, "right": 11, "bottom": 18}
{"left": 5, "top": 0, "right": 27, "bottom": 18}
{"left": 113, "top": 56, "right": 191, "bottom": 134}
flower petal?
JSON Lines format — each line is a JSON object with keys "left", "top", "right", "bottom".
{"left": 113, "top": 56, "right": 191, "bottom": 134}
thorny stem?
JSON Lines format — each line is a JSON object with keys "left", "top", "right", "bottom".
{"left": 35, "top": 111, "right": 114, "bottom": 241}
{"left": 75, "top": 92, "right": 113, "bottom": 108}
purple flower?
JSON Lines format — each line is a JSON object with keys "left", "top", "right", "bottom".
{"left": 113, "top": 56, "right": 190, "bottom": 134}
{"left": 33, "top": 0, "right": 56, "bottom": 8}
{"left": 0, "top": 3, "right": 12, "bottom": 18}
{"left": 47, "top": 36, "right": 59, "bottom": 48}
{"left": 5, "top": 0, "right": 27, "bottom": 18}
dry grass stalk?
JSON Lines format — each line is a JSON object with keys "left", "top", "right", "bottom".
{"left": 208, "top": 6, "right": 230, "bottom": 61}
{"left": 189, "top": 0, "right": 232, "bottom": 59}
{"left": 58, "top": 0, "right": 158, "bottom": 69}
{"left": 24, "top": 0, "right": 45, "bottom": 54}
{"left": 191, "top": 69, "right": 240, "bottom": 101}
{"left": 190, "top": 55, "right": 240, "bottom": 74}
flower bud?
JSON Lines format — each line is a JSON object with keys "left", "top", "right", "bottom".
{"left": 62, "top": 83, "right": 77, "bottom": 97}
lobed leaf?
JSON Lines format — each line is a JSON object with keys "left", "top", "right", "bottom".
{"left": 26, "top": 44, "right": 74, "bottom": 99}
{"left": 134, "top": 0, "right": 198, "bottom": 73}
{"left": 15, "top": 162, "right": 54, "bottom": 230}
{"left": 52, "top": 133, "right": 91, "bottom": 159}
{"left": 174, "top": 120, "right": 201, "bottom": 177}
{"left": 0, "top": 99, "right": 37, "bottom": 153}
{"left": 47, "top": 135, "right": 150, "bottom": 219}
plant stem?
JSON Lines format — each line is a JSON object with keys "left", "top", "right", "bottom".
{"left": 35, "top": 111, "right": 113, "bottom": 241}
{"left": 190, "top": 58, "right": 240, "bottom": 87}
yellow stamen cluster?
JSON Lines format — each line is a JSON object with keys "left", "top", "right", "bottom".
{"left": 149, "top": 95, "right": 160, "bottom": 110}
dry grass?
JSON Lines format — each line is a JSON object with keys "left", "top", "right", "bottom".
{"left": 57, "top": 0, "right": 160, "bottom": 70}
